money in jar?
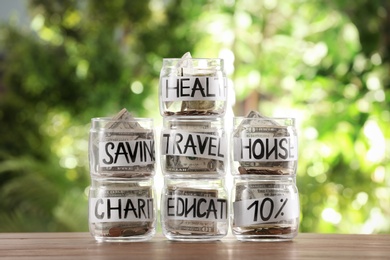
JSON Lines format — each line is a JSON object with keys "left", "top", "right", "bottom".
{"left": 89, "top": 177, "right": 156, "bottom": 242}
{"left": 159, "top": 52, "right": 227, "bottom": 117}
{"left": 231, "top": 175, "right": 300, "bottom": 241}
{"left": 161, "top": 177, "right": 229, "bottom": 241}
{"left": 89, "top": 109, "right": 156, "bottom": 178}
{"left": 160, "top": 117, "right": 227, "bottom": 176}
{"left": 232, "top": 111, "right": 298, "bottom": 176}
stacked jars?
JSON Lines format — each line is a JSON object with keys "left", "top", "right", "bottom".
{"left": 230, "top": 113, "right": 300, "bottom": 241}
{"left": 88, "top": 109, "right": 157, "bottom": 242}
{"left": 159, "top": 56, "right": 229, "bottom": 241}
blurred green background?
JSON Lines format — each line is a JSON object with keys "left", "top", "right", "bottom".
{"left": 0, "top": 0, "right": 389, "bottom": 234}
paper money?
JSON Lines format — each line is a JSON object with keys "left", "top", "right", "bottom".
{"left": 165, "top": 155, "right": 224, "bottom": 173}
{"left": 233, "top": 111, "right": 297, "bottom": 175}
{"left": 162, "top": 120, "right": 225, "bottom": 174}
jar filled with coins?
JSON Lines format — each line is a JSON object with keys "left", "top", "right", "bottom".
{"left": 89, "top": 177, "right": 156, "bottom": 242}
{"left": 161, "top": 176, "right": 229, "bottom": 241}
{"left": 231, "top": 175, "right": 299, "bottom": 241}
{"left": 230, "top": 111, "right": 300, "bottom": 241}
{"left": 159, "top": 53, "right": 227, "bottom": 117}
{"left": 88, "top": 109, "right": 157, "bottom": 242}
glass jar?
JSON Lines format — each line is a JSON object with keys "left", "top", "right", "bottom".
{"left": 159, "top": 58, "right": 227, "bottom": 117}
{"left": 89, "top": 177, "right": 156, "bottom": 242}
{"left": 231, "top": 176, "right": 300, "bottom": 241}
{"left": 231, "top": 116, "right": 298, "bottom": 176}
{"left": 89, "top": 117, "right": 155, "bottom": 178}
{"left": 161, "top": 176, "right": 229, "bottom": 241}
{"left": 160, "top": 117, "right": 227, "bottom": 176}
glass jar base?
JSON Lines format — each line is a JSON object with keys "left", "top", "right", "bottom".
{"left": 93, "top": 232, "right": 155, "bottom": 243}
{"left": 164, "top": 233, "right": 226, "bottom": 242}
{"left": 234, "top": 234, "right": 295, "bottom": 242}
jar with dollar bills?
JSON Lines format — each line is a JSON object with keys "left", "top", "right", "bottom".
{"left": 89, "top": 116, "right": 155, "bottom": 178}
{"left": 231, "top": 115, "right": 298, "bottom": 176}
{"left": 161, "top": 176, "right": 229, "bottom": 241}
{"left": 88, "top": 111, "right": 157, "bottom": 242}
{"left": 160, "top": 117, "right": 227, "bottom": 176}
{"left": 89, "top": 177, "right": 156, "bottom": 242}
{"left": 231, "top": 175, "right": 300, "bottom": 241}
{"left": 159, "top": 57, "right": 227, "bottom": 116}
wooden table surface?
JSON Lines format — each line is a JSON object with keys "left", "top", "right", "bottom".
{"left": 1, "top": 232, "right": 389, "bottom": 259}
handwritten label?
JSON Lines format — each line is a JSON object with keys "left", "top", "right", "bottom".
{"left": 233, "top": 195, "right": 299, "bottom": 226}
{"left": 89, "top": 197, "right": 154, "bottom": 222}
{"left": 99, "top": 139, "right": 155, "bottom": 167}
{"left": 234, "top": 137, "right": 297, "bottom": 162}
{"left": 161, "top": 131, "right": 226, "bottom": 160}
{"left": 164, "top": 195, "right": 227, "bottom": 222}
{"left": 161, "top": 76, "right": 226, "bottom": 101}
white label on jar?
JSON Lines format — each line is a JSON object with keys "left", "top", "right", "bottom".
{"left": 161, "top": 76, "right": 226, "bottom": 101}
{"left": 89, "top": 197, "right": 154, "bottom": 222}
{"left": 161, "top": 131, "right": 226, "bottom": 160}
{"left": 233, "top": 137, "right": 298, "bottom": 162}
{"left": 165, "top": 195, "right": 228, "bottom": 221}
{"left": 233, "top": 195, "right": 299, "bottom": 226}
{"left": 99, "top": 139, "right": 155, "bottom": 167}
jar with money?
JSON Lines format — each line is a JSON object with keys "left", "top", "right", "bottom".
{"left": 89, "top": 110, "right": 155, "bottom": 178}
{"left": 88, "top": 109, "right": 157, "bottom": 242}
{"left": 159, "top": 52, "right": 227, "bottom": 117}
{"left": 231, "top": 112, "right": 298, "bottom": 176}
{"left": 231, "top": 175, "right": 300, "bottom": 241}
{"left": 160, "top": 176, "right": 229, "bottom": 241}
{"left": 89, "top": 177, "right": 156, "bottom": 242}
{"left": 160, "top": 116, "right": 227, "bottom": 176}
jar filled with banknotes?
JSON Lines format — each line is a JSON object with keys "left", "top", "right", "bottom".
{"left": 160, "top": 176, "right": 229, "bottom": 241}
{"left": 231, "top": 113, "right": 298, "bottom": 176}
{"left": 89, "top": 115, "right": 155, "bottom": 178}
{"left": 89, "top": 177, "right": 156, "bottom": 242}
{"left": 88, "top": 109, "right": 157, "bottom": 242}
{"left": 231, "top": 175, "right": 300, "bottom": 241}
{"left": 159, "top": 54, "right": 227, "bottom": 117}
{"left": 160, "top": 116, "right": 227, "bottom": 176}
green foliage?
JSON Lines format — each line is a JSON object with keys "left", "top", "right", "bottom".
{"left": 0, "top": 0, "right": 389, "bottom": 233}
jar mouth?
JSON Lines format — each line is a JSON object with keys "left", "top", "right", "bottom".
{"left": 233, "top": 117, "right": 295, "bottom": 126}
{"left": 164, "top": 116, "right": 224, "bottom": 121}
{"left": 91, "top": 117, "right": 154, "bottom": 122}
{"left": 162, "top": 58, "right": 223, "bottom": 61}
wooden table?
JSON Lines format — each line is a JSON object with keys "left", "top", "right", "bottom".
{"left": 1, "top": 233, "right": 389, "bottom": 259}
